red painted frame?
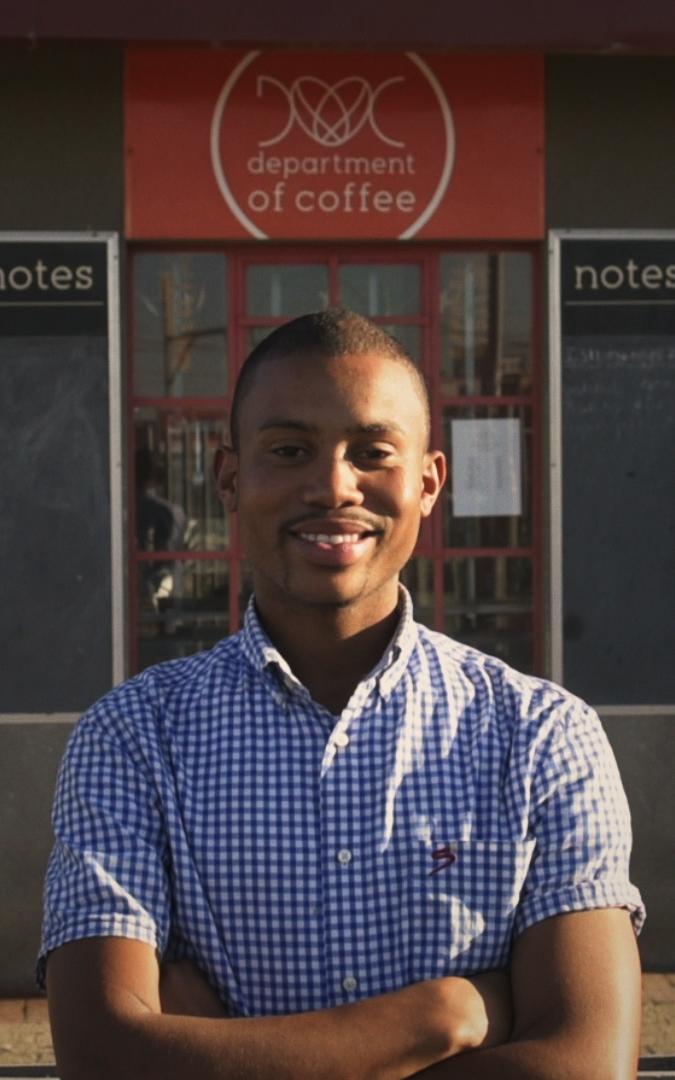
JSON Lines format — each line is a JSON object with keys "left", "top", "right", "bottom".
{"left": 128, "top": 243, "right": 543, "bottom": 675}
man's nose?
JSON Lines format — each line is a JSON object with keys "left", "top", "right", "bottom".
{"left": 302, "top": 452, "right": 364, "bottom": 507}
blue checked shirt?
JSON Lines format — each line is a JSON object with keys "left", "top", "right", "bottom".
{"left": 39, "top": 589, "right": 644, "bottom": 1015}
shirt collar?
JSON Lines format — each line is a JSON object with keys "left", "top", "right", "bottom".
{"left": 240, "top": 585, "right": 419, "bottom": 704}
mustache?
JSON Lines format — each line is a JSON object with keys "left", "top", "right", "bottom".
{"left": 282, "top": 511, "right": 385, "bottom": 533}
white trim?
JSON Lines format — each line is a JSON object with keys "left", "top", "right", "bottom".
{"left": 547, "top": 231, "right": 564, "bottom": 684}
{"left": 597, "top": 705, "right": 675, "bottom": 718}
{"left": 0, "top": 230, "right": 118, "bottom": 242}
{"left": 548, "top": 228, "right": 675, "bottom": 240}
{"left": 210, "top": 51, "right": 266, "bottom": 239}
{"left": 106, "top": 235, "right": 126, "bottom": 686}
{"left": 0, "top": 713, "right": 79, "bottom": 725}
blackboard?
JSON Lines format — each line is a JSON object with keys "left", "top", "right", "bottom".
{"left": 0, "top": 235, "right": 121, "bottom": 712}
{"left": 553, "top": 234, "right": 675, "bottom": 705}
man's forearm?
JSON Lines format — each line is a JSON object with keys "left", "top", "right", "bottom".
{"left": 53, "top": 973, "right": 509, "bottom": 1080}
{"left": 414, "top": 1031, "right": 638, "bottom": 1080}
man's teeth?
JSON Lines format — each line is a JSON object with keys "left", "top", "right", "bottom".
{"left": 299, "top": 532, "right": 365, "bottom": 545}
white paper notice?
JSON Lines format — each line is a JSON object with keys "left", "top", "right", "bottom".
{"left": 451, "top": 418, "right": 522, "bottom": 517}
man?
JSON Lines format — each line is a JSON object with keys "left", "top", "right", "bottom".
{"left": 42, "top": 309, "right": 644, "bottom": 1079}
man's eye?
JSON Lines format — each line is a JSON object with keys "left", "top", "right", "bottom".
{"left": 357, "top": 446, "right": 394, "bottom": 462}
{"left": 271, "top": 445, "right": 307, "bottom": 459}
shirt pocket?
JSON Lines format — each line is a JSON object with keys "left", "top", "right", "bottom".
{"left": 408, "top": 838, "right": 536, "bottom": 979}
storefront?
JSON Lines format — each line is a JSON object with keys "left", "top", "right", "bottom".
{"left": 126, "top": 49, "right": 544, "bottom": 675}
{"left": 1, "top": 23, "right": 674, "bottom": 991}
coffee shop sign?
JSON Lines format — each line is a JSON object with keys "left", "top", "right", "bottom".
{"left": 210, "top": 52, "right": 454, "bottom": 240}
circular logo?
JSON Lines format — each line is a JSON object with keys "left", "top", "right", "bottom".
{"left": 211, "top": 51, "right": 454, "bottom": 240}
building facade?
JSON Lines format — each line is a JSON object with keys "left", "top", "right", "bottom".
{"left": 1, "top": 8, "right": 674, "bottom": 990}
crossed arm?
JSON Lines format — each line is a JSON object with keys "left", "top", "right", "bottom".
{"left": 46, "top": 907, "right": 640, "bottom": 1080}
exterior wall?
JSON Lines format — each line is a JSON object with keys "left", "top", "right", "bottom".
{"left": 547, "top": 56, "right": 675, "bottom": 229}
{"left": 546, "top": 54, "right": 675, "bottom": 968}
{"left": 0, "top": 723, "right": 73, "bottom": 996}
{"left": 0, "top": 44, "right": 124, "bottom": 231}
{"left": 0, "top": 44, "right": 125, "bottom": 993}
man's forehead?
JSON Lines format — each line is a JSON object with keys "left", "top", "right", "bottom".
{"left": 234, "top": 346, "right": 431, "bottom": 447}
{"left": 250, "top": 348, "right": 421, "bottom": 400}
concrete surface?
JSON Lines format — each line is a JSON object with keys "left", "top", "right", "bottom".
{"left": 0, "top": 975, "right": 673, "bottom": 1065}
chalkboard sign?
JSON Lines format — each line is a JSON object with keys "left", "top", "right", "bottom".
{"left": 0, "top": 233, "right": 122, "bottom": 713}
{"left": 550, "top": 232, "right": 675, "bottom": 705}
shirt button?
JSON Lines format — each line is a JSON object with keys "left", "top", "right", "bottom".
{"left": 333, "top": 731, "right": 350, "bottom": 748}
{"left": 342, "top": 976, "right": 358, "bottom": 992}
{"left": 337, "top": 848, "right": 353, "bottom": 865}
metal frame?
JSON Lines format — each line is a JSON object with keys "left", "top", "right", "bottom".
{"left": 547, "top": 228, "right": 675, "bottom": 712}
{"left": 0, "top": 230, "right": 124, "bottom": 713}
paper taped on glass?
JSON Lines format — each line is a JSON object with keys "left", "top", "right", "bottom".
{"left": 451, "top": 418, "right": 522, "bottom": 517}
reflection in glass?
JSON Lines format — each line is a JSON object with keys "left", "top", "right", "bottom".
{"left": 138, "top": 560, "right": 229, "bottom": 669}
{"left": 443, "top": 557, "right": 533, "bottom": 671}
{"left": 247, "top": 265, "right": 329, "bottom": 316}
{"left": 380, "top": 324, "right": 421, "bottom": 364}
{"left": 401, "top": 557, "right": 435, "bottom": 628}
{"left": 440, "top": 253, "right": 532, "bottom": 396}
{"left": 247, "top": 326, "right": 272, "bottom": 353}
{"left": 442, "top": 406, "right": 532, "bottom": 548}
{"left": 135, "top": 410, "right": 228, "bottom": 552}
{"left": 339, "top": 264, "right": 421, "bottom": 316}
{"left": 134, "top": 253, "right": 228, "bottom": 397}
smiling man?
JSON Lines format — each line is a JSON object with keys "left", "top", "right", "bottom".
{"left": 42, "top": 309, "right": 644, "bottom": 1079}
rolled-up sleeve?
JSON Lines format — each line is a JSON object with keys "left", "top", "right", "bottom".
{"left": 513, "top": 700, "right": 645, "bottom": 939}
{"left": 37, "top": 698, "right": 171, "bottom": 987}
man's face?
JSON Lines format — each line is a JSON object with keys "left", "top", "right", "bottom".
{"left": 218, "top": 350, "right": 445, "bottom": 625}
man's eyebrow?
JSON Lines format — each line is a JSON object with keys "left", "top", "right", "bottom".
{"left": 257, "top": 419, "right": 316, "bottom": 433}
{"left": 348, "top": 421, "right": 406, "bottom": 437}
{"left": 257, "top": 419, "right": 407, "bottom": 437}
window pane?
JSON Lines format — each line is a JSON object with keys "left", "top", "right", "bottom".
{"left": 440, "top": 253, "right": 532, "bottom": 396}
{"left": 401, "top": 556, "right": 435, "bottom": 628}
{"left": 247, "top": 326, "right": 273, "bottom": 352}
{"left": 442, "top": 406, "right": 532, "bottom": 547}
{"left": 443, "top": 556, "right": 533, "bottom": 671}
{"left": 137, "top": 560, "right": 230, "bottom": 669}
{"left": 339, "top": 264, "right": 420, "bottom": 315}
{"left": 247, "top": 264, "right": 329, "bottom": 316}
{"left": 135, "top": 409, "right": 229, "bottom": 551}
{"left": 134, "top": 253, "right": 228, "bottom": 397}
{"left": 380, "top": 323, "right": 421, "bottom": 363}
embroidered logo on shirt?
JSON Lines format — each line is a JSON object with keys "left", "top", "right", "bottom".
{"left": 429, "top": 845, "right": 457, "bottom": 875}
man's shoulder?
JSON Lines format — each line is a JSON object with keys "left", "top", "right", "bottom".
{"left": 72, "top": 632, "right": 249, "bottom": 747}
{"left": 412, "top": 621, "right": 592, "bottom": 733}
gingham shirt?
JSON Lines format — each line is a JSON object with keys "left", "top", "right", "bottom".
{"left": 39, "top": 589, "right": 644, "bottom": 1015}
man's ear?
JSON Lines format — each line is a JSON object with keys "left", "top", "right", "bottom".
{"left": 420, "top": 450, "right": 447, "bottom": 518}
{"left": 214, "top": 445, "right": 239, "bottom": 511}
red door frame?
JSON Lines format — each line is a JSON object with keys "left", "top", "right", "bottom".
{"left": 128, "top": 242, "right": 543, "bottom": 675}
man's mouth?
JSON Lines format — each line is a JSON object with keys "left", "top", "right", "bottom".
{"left": 286, "top": 521, "right": 381, "bottom": 566}
{"left": 297, "top": 532, "right": 372, "bottom": 545}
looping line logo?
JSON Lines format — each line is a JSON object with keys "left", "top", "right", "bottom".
{"left": 256, "top": 76, "right": 405, "bottom": 149}
{"left": 210, "top": 51, "right": 455, "bottom": 241}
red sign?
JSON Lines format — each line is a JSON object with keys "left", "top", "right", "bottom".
{"left": 126, "top": 49, "right": 543, "bottom": 240}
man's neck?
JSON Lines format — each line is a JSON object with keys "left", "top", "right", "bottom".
{"left": 255, "top": 593, "right": 401, "bottom": 715}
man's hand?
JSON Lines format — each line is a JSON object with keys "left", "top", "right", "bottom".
{"left": 157, "top": 960, "right": 510, "bottom": 1046}
{"left": 412, "top": 909, "right": 641, "bottom": 1079}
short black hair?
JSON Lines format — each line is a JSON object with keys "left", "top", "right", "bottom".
{"left": 229, "top": 307, "right": 431, "bottom": 449}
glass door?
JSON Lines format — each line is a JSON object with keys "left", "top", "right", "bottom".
{"left": 129, "top": 246, "right": 540, "bottom": 674}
